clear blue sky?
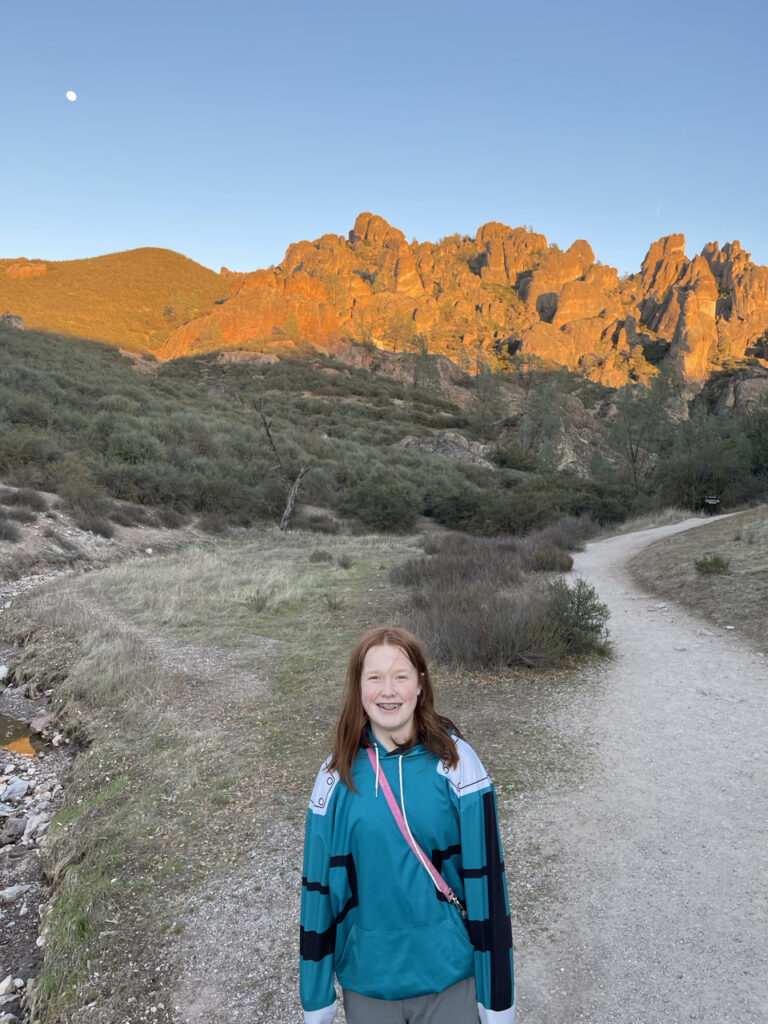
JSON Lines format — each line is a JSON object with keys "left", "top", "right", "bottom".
{"left": 3, "top": 0, "right": 767, "bottom": 276}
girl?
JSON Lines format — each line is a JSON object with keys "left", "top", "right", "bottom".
{"left": 300, "top": 626, "right": 515, "bottom": 1024}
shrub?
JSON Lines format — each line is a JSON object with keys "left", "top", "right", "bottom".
{"left": 394, "top": 534, "right": 609, "bottom": 669}
{"left": 341, "top": 478, "right": 420, "bottom": 533}
{"left": 491, "top": 443, "right": 537, "bottom": 471}
{"left": 0, "top": 517, "right": 22, "bottom": 542}
{"left": 543, "top": 577, "right": 610, "bottom": 655}
{"left": 72, "top": 513, "right": 115, "bottom": 538}
{"left": 198, "top": 512, "right": 229, "bottom": 535}
{"left": 109, "top": 504, "right": 161, "bottom": 527}
{"left": 55, "top": 453, "right": 112, "bottom": 518}
{"left": 403, "top": 583, "right": 556, "bottom": 668}
{"left": 392, "top": 532, "right": 522, "bottom": 590}
{"left": 0, "top": 486, "right": 48, "bottom": 511}
{"left": 5, "top": 506, "right": 38, "bottom": 525}
{"left": 158, "top": 507, "right": 186, "bottom": 529}
{"left": 337, "top": 554, "right": 354, "bottom": 569}
{"left": 521, "top": 543, "right": 574, "bottom": 572}
{"left": 309, "top": 549, "right": 333, "bottom": 563}
{"left": 532, "top": 514, "right": 599, "bottom": 551}
{"left": 694, "top": 554, "right": 730, "bottom": 575}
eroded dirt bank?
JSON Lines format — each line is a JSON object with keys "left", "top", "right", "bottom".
{"left": 514, "top": 518, "right": 767, "bottom": 1023}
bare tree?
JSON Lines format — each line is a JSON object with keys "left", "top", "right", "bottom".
{"left": 234, "top": 394, "right": 311, "bottom": 531}
{"left": 256, "top": 403, "right": 310, "bottom": 531}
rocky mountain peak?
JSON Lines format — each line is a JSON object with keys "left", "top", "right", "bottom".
{"left": 4, "top": 216, "right": 767, "bottom": 391}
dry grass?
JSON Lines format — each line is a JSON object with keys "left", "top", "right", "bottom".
{"left": 605, "top": 506, "right": 699, "bottom": 536}
{"left": 2, "top": 528, "right": 422, "bottom": 1020}
{"left": 0, "top": 248, "right": 226, "bottom": 353}
{"left": 629, "top": 506, "right": 768, "bottom": 650}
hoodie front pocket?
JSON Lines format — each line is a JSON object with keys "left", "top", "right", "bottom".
{"left": 335, "top": 919, "right": 474, "bottom": 1001}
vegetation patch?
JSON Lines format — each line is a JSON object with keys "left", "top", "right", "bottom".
{"left": 694, "top": 554, "right": 730, "bottom": 575}
{"left": 0, "top": 517, "right": 22, "bottom": 542}
{"left": 393, "top": 522, "right": 609, "bottom": 668}
{"left": 628, "top": 507, "right": 767, "bottom": 649}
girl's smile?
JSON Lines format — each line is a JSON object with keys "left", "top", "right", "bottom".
{"left": 360, "top": 643, "right": 422, "bottom": 750}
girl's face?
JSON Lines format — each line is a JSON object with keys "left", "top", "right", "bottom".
{"left": 361, "top": 643, "right": 422, "bottom": 751}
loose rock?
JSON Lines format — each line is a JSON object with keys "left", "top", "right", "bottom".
{"left": 0, "top": 886, "right": 30, "bottom": 905}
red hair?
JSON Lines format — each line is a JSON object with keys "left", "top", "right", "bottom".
{"left": 327, "top": 626, "right": 461, "bottom": 790}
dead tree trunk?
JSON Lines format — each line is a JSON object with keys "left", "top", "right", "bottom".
{"left": 280, "top": 466, "right": 310, "bottom": 532}
{"left": 252, "top": 400, "right": 311, "bottom": 531}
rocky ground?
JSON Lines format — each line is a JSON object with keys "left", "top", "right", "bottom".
{"left": 0, "top": 486, "right": 203, "bottom": 1024}
{"left": 0, "top": 648, "right": 70, "bottom": 1024}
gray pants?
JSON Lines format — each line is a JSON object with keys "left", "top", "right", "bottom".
{"left": 342, "top": 976, "right": 479, "bottom": 1024}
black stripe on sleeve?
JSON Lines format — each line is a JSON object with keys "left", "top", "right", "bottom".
{"left": 329, "top": 853, "right": 359, "bottom": 926}
{"left": 300, "top": 922, "right": 336, "bottom": 961}
{"left": 300, "top": 853, "right": 359, "bottom": 962}
{"left": 464, "top": 792, "right": 513, "bottom": 1009}
{"left": 302, "top": 876, "right": 331, "bottom": 894}
{"left": 482, "top": 789, "right": 513, "bottom": 1010}
{"left": 462, "top": 859, "right": 505, "bottom": 880}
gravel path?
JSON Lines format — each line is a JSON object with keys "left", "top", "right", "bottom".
{"left": 515, "top": 517, "right": 767, "bottom": 1024}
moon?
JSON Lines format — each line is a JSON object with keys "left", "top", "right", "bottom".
{"left": 65, "top": 90, "right": 77, "bottom": 102}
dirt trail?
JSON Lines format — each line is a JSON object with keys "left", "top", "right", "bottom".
{"left": 515, "top": 517, "right": 767, "bottom": 1023}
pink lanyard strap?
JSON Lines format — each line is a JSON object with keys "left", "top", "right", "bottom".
{"left": 366, "top": 746, "right": 466, "bottom": 919}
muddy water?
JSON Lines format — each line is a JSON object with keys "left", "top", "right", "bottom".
{"left": 1, "top": 712, "right": 45, "bottom": 758}
{"left": 1, "top": 640, "right": 49, "bottom": 758}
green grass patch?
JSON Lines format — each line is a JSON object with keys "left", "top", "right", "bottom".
{"left": 694, "top": 554, "right": 730, "bottom": 575}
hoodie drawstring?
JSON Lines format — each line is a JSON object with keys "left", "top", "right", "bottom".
{"left": 374, "top": 744, "right": 380, "bottom": 798}
{"left": 398, "top": 755, "right": 435, "bottom": 887}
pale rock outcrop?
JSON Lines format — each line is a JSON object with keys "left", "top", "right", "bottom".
{"left": 349, "top": 212, "right": 407, "bottom": 247}
{"left": 710, "top": 370, "right": 768, "bottom": 414}
{"left": 553, "top": 280, "right": 614, "bottom": 326}
{"left": 584, "top": 264, "right": 620, "bottom": 291}
{"left": 521, "top": 240, "right": 595, "bottom": 307}
{"left": 476, "top": 224, "right": 548, "bottom": 286}
{"left": 4, "top": 261, "right": 47, "bottom": 280}
{"left": 393, "top": 431, "right": 495, "bottom": 469}
{"left": 640, "top": 234, "right": 687, "bottom": 296}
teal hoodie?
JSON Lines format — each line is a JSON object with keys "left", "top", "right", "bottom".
{"left": 299, "top": 734, "right": 515, "bottom": 1023}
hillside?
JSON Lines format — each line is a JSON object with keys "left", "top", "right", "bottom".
{"left": 4, "top": 215, "right": 768, "bottom": 388}
{"left": 0, "top": 248, "right": 227, "bottom": 353}
{"left": 1, "top": 321, "right": 650, "bottom": 555}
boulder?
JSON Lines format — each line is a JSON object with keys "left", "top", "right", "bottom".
{"left": 0, "top": 779, "right": 28, "bottom": 803}
{"left": 0, "top": 817, "right": 25, "bottom": 846}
